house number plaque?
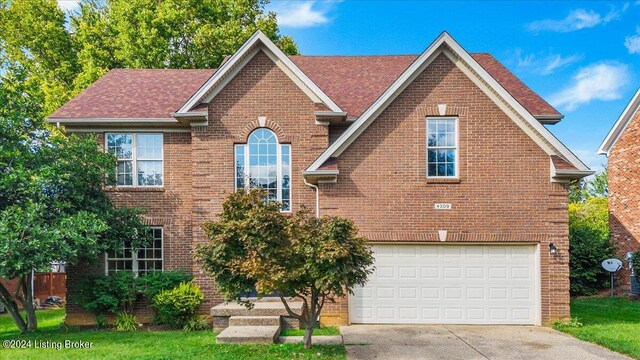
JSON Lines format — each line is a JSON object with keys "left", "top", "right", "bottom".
{"left": 434, "top": 203, "right": 452, "bottom": 210}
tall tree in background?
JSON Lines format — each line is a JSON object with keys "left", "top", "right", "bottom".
{"left": 1, "top": 0, "right": 298, "bottom": 114}
{"left": 0, "top": 65, "right": 152, "bottom": 332}
{"left": 569, "top": 167, "right": 608, "bottom": 203}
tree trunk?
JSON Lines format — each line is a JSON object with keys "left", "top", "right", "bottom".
{"left": 23, "top": 272, "right": 37, "bottom": 331}
{"left": 0, "top": 282, "right": 27, "bottom": 333}
{"left": 303, "top": 322, "right": 314, "bottom": 349}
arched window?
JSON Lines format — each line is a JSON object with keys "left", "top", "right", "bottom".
{"left": 235, "top": 128, "right": 291, "bottom": 211}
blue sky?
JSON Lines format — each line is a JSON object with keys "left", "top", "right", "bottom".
{"left": 57, "top": 0, "right": 640, "bottom": 172}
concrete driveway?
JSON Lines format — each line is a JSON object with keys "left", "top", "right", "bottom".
{"left": 341, "top": 325, "right": 630, "bottom": 360}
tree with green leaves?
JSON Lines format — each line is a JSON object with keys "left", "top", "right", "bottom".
{"left": 569, "top": 167, "right": 608, "bottom": 203}
{"left": 0, "top": 0, "right": 298, "bottom": 114}
{"left": 568, "top": 197, "right": 616, "bottom": 295}
{"left": 0, "top": 65, "right": 151, "bottom": 332}
{"left": 195, "top": 190, "right": 374, "bottom": 349}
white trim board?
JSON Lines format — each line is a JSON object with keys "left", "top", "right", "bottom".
{"left": 598, "top": 88, "right": 640, "bottom": 156}
{"left": 305, "top": 31, "right": 590, "bottom": 175}
{"left": 176, "top": 30, "right": 342, "bottom": 115}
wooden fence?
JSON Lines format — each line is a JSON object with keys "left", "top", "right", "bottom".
{"left": 33, "top": 272, "right": 66, "bottom": 300}
{"left": 1, "top": 272, "right": 66, "bottom": 303}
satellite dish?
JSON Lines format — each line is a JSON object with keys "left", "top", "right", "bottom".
{"left": 602, "top": 258, "right": 623, "bottom": 272}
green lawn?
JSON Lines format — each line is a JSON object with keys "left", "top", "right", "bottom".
{"left": 280, "top": 326, "right": 340, "bottom": 337}
{"left": 554, "top": 297, "right": 640, "bottom": 359}
{"left": 1, "top": 309, "right": 345, "bottom": 359}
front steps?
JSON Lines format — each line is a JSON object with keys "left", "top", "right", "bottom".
{"left": 216, "top": 325, "right": 280, "bottom": 344}
{"left": 212, "top": 300, "right": 304, "bottom": 344}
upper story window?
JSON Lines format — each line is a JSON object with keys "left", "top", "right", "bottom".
{"left": 235, "top": 128, "right": 291, "bottom": 211}
{"left": 106, "top": 227, "right": 163, "bottom": 275}
{"left": 427, "top": 118, "right": 458, "bottom": 178}
{"left": 106, "top": 133, "right": 163, "bottom": 187}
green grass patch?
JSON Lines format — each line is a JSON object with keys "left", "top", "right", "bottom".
{"left": 280, "top": 326, "right": 340, "bottom": 336}
{"left": 1, "top": 309, "right": 345, "bottom": 359}
{"left": 554, "top": 297, "right": 640, "bottom": 359}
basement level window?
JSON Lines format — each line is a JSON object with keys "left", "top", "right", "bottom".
{"left": 106, "top": 133, "right": 163, "bottom": 187}
{"left": 426, "top": 118, "right": 458, "bottom": 178}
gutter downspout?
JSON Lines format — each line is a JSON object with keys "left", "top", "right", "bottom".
{"left": 303, "top": 177, "right": 320, "bottom": 217}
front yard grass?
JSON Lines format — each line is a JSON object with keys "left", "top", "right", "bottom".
{"left": 554, "top": 297, "right": 640, "bottom": 359}
{"left": 1, "top": 309, "right": 345, "bottom": 359}
{"left": 280, "top": 326, "right": 340, "bottom": 336}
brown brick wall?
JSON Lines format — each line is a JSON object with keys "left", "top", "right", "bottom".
{"left": 608, "top": 110, "right": 640, "bottom": 288}
{"left": 65, "top": 132, "right": 193, "bottom": 325}
{"left": 65, "top": 50, "right": 570, "bottom": 327}
{"left": 190, "top": 50, "right": 328, "bottom": 311}
{"left": 319, "top": 54, "right": 570, "bottom": 325}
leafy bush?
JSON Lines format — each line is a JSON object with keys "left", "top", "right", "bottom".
{"left": 569, "top": 198, "right": 616, "bottom": 296}
{"left": 151, "top": 281, "right": 204, "bottom": 329}
{"left": 114, "top": 312, "right": 138, "bottom": 332}
{"left": 137, "top": 270, "right": 194, "bottom": 300}
{"left": 183, "top": 315, "right": 210, "bottom": 331}
{"left": 74, "top": 271, "right": 138, "bottom": 318}
{"left": 552, "top": 317, "right": 583, "bottom": 330}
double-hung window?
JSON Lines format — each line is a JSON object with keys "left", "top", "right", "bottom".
{"left": 427, "top": 118, "right": 458, "bottom": 178}
{"left": 234, "top": 128, "right": 291, "bottom": 211}
{"left": 106, "top": 228, "right": 163, "bottom": 275}
{"left": 106, "top": 133, "right": 163, "bottom": 187}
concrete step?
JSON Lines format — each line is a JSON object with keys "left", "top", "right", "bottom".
{"left": 229, "top": 316, "right": 281, "bottom": 327}
{"left": 211, "top": 301, "right": 303, "bottom": 317}
{"left": 216, "top": 326, "right": 280, "bottom": 344}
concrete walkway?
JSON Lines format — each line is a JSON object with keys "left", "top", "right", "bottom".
{"left": 341, "top": 325, "right": 630, "bottom": 360}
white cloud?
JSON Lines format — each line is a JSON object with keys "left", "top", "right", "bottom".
{"left": 512, "top": 49, "right": 582, "bottom": 75}
{"left": 57, "top": 0, "right": 80, "bottom": 12}
{"left": 549, "top": 62, "right": 629, "bottom": 111}
{"left": 270, "top": 1, "right": 334, "bottom": 28}
{"left": 527, "top": 5, "right": 628, "bottom": 32}
{"left": 625, "top": 27, "right": 640, "bottom": 54}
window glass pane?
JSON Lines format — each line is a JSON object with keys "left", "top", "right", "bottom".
{"left": 138, "top": 160, "right": 163, "bottom": 186}
{"left": 235, "top": 145, "right": 245, "bottom": 190}
{"left": 426, "top": 119, "right": 457, "bottom": 177}
{"left": 136, "top": 134, "right": 163, "bottom": 160}
{"left": 116, "top": 161, "right": 133, "bottom": 186}
{"left": 107, "top": 134, "right": 133, "bottom": 159}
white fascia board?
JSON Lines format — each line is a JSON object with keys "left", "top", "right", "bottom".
{"left": 64, "top": 127, "right": 191, "bottom": 133}
{"left": 171, "top": 111, "right": 207, "bottom": 118}
{"left": 598, "top": 87, "right": 640, "bottom": 156}
{"left": 177, "top": 30, "right": 342, "bottom": 114}
{"left": 306, "top": 31, "right": 590, "bottom": 173}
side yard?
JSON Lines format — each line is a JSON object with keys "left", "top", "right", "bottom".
{"left": 554, "top": 297, "right": 640, "bottom": 359}
{"left": 0, "top": 309, "right": 345, "bottom": 360}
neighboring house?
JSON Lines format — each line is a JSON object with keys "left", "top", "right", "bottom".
{"left": 48, "top": 31, "right": 591, "bottom": 326}
{"left": 598, "top": 88, "right": 640, "bottom": 288}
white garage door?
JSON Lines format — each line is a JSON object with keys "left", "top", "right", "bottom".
{"left": 350, "top": 244, "right": 539, "bottom": 325}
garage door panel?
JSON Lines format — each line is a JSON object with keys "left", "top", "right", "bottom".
{"left": 350, "top": 244, "right": 537, "bottom": 324}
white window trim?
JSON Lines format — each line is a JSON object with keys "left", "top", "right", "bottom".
{"left": 104, "top": 227, "right": 164, "bottom": 275}
{"left": 426, "top": 117, "right": 459, "bottom": 179}
{"left": 105, "top": 133, "right": 164, "bottom": 188}
{"left": 234, "top": 130, "right": 292, "bottom": 212}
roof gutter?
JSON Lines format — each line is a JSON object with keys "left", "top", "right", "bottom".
{"left": 533, "top": 114, "right": 564, "bottom": 125}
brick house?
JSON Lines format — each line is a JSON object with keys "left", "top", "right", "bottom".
{"left": 598, "top": 88, "right": 640, "bottom": 288}
{"left": 48, "top": 31, "right": 591, "bottom": 326}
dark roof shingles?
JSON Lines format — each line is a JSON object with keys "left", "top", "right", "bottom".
{"left": 50, "top": 54, "right": 561, "bottom": 120}
{"left": 49, "top": 69, "right": 216, "bottom": 119}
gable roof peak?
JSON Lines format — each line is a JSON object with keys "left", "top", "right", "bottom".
{"left": 598, "top": 87, "right": 640, "bottom": 155}
{"left": 175, "top": 30, "right": 342, "bottom": 114}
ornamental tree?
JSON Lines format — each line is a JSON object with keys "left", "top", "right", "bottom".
{"left": 0, "top": 65, "right": 151, "bottom": 332}
{"left": 195, "top": 190, "right": 374, "bottom": 348}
